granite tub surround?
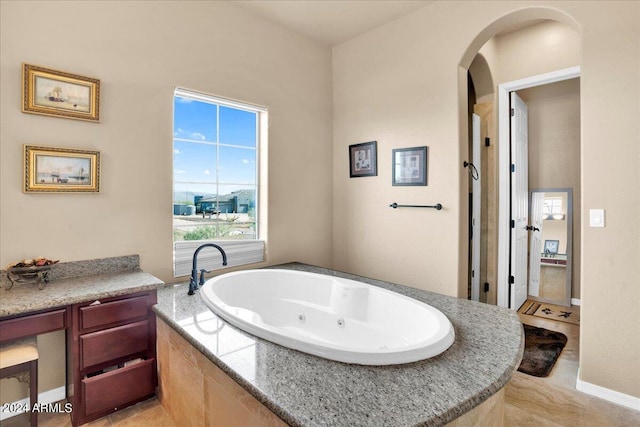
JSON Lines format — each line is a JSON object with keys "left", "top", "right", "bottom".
{"left": 0, "top": 255, "right": 164, "bottom": 316}
{"left": 154, "top": 263, "right": 524, "bottom": 426}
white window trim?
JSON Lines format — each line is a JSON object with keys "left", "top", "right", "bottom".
{"left": 173, "top": 88, "right": 267, "bottom": 278}
{"left": 174, "top": 88, "right": 267, "bottom": 114}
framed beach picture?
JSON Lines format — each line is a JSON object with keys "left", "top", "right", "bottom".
{"left": 392, "top": 146, "right": 428, "bottom": 186}
{"left": 24, "top": 145, "right": 100, "bottom": 193}
{"left": 22, "top": 63, "right": 100, "bottom": 122}
{"left": 349, "top": 141, "right": 377, "bottom": 178}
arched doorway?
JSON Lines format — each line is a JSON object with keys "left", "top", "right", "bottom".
{"left": 458, "top": 8, "right": 581, "bottom": 309}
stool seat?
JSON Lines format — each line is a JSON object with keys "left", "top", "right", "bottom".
{"left": 0, "top": 338, "right": 38, "bottom": 369}
{"left": 0, "top": 337, "right": 39, "bottom": 427}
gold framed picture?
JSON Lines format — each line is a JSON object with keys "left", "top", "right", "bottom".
{"left": 22, "top": 63, "right": 100, "bottom": 122}
{"left": 24, "top": 145, "right": 100, "bottom": 193}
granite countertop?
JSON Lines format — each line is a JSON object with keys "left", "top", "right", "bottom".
{"left": 0, "top": 255, "right": 164, "bottom": 317}
{"left": 154, "top": 263, "right": 524, "bottom": 427}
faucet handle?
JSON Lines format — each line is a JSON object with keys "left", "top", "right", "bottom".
{"left": 198, "top": 268, "right": 211, "bottom": 286}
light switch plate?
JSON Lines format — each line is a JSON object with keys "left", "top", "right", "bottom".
{"left": 589, "top": 209, "right": 605, "bottom": 227}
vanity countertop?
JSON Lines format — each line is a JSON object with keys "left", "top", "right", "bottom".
{"left": 0, "top": 255, "right": 164, "bottom": 317}
{"left": 154, "top": 263, "right": 524, "bottom": 427}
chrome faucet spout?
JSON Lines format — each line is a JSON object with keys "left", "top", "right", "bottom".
{"left": 188, "top": 243, "right": 228, "bottom": 295}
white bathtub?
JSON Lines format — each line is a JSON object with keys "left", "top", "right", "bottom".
{"left": 200, "top": 269, "right": 455, "bottom": 365}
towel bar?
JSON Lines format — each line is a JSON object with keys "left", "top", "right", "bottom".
{"left": 389, "top": 202, "right": 443, "bottom": 210}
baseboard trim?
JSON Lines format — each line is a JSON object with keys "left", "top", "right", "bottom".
{"left": 576, "top": 372, "right": 640, "bottom": 412}
{"left": 0, "top": 385, "right": 66, "bottom": 421}
{"left": 571, "top": 298, "right": 581, "bottom": 306}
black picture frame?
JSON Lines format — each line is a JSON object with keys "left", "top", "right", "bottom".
{"left": 543, "top": 239, "right": 560, "bottom": 255}
{"left": 392, "top": 146, "right": 428, "bottom": 186}
{"left": 349, "top": 141, "right": 377, "bottom": 178}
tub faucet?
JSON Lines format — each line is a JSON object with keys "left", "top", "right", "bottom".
{"left": 188, "top": 243, "right": 228, "bottom": 295}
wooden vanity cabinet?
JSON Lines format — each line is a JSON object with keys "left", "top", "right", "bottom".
{"left": 69, "top": 291, "right": 157, "bottom": 426}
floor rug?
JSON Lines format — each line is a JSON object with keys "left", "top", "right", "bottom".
{"left": 518, "top": 324, "right": 568, "bottom": 377}
{"left": 520, "top": 300, "right": 580, "bottom": 325}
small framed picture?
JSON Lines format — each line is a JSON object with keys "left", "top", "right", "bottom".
{"left": 24, "top": 145, "right": 100, "bottom": 193}
{"left": 543, "top": 239, "right": 560, "bottom": 255}
{"left": 349, "top": 141, "right": 377, "bottom": 178}
{"left": 392, "top": 146, "right": 428, "bottom": 186}
{"left": 22, "top": 63, "right": 100, "bottom": 122}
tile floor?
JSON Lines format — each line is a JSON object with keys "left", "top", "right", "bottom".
{"left": 3, "top": 308, "right": 639, "bottom": 426}
{"left": 0, "top": 397, "right": 174, "bottom": 427}
{"left": 505, "top": 304, "right": 640, "bottom": 426}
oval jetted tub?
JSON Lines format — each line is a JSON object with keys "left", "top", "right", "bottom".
{"left": 200, "top": 269, "right": 455, "bottom": 365}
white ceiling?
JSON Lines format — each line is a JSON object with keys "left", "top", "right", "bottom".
{"left": 233, "top": 0, "right": 433, "bottom": 47}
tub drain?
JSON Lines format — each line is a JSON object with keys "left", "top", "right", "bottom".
{"left": 298, "top": 313, "right": 306, "bottom": 322}
{"left": 337, "top": 318, "right": 345, "bottom": 328}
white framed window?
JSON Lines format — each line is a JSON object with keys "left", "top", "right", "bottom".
{"left": 173, "top": 88, "right": 266, "bottom": 277}
{"left": 543, "top": 196, "right": 564, "bottom": 220}
{"left": 543, "top": 197, "right": 563, "bottom": 215}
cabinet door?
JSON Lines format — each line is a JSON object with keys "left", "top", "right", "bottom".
{"left": 80, "top": 320, "right": 149, "bottom": 370}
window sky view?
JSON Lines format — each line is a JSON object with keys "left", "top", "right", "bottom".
{"left": 173, "top": 96, "right": 257, "bottom": 200}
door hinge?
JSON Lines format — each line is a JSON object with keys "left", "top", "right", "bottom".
{"left": 484, "top": 137, "right": 490, "bottom": 147}
{"left": 511, "top": 164, "right": 515, "bottom": 173}
{"left": 510, "top": 276, "right": 515, "bottom": 284}
{"left": 511, "top": 219, "right": 515, "bottom": 228}
{"left": 484, "top": 282, "right": 490, "bottom": 293}
{"left": 511, "top": 108, "right": 515, "bottom": 117}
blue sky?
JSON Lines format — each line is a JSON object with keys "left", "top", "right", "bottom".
{"left": 173, "top": 96, "right": 257, "bottom": 196}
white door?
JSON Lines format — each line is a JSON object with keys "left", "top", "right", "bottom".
{"left": 528, "top": 191, "right": 545, "bottom": 297}
{"left": 471, "top": 114, "right": 481, "bottom": 302}
{"left": 510, "top": 92, "right": 529, "bottom": 310}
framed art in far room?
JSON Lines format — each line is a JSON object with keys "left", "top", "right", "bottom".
{"left": 543, "top": 239, "right": 560, "bottom": 255}
{"left": 22, "top": 63, "right": 100, "bottom": 122}
{"left": 349, "top": 141, "right": 377, "bottom": 178}
{"left": 392, "top": 146, "right": 428, "bottom": 186}
{"left": 24, "top": 145, "right": 100, "bottom": 193}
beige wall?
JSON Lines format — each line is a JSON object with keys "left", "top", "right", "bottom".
{"left": 333, "top": 1, "right": 639, "bottom": 399}
{"left": 491, "top": 20, "right": 582, "bottom": 85}
{"left": 1, "top": 0, "right": 332, "bottom": 405}
{"left": 577, "top": 1, "right": 640, "bottom": 399}
{"left": 0, "top": 1, "right": 333, "bottom": 282}
{"left": 519, "top": 79, "right": 581, "bottom": 300}
{"left": 333, "top": 2, "right": 464, "bottom": 297}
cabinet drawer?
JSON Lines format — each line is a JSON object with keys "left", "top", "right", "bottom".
{"left": 82, "top": 358, "right": 155, "bottom": 418}
{"left": 0, "top": 308, "right": 67, "bottom": 343}
{"left": 80, "top": 320, "right": 149, "bottom": 370}
{"left": 80, "top": 295, "right": 149, "bottom": 331}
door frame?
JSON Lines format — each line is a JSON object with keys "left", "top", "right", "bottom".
{"left": 471, "top": 113, "right": 481, "bottom": 301}
{"left": 496, "top": 66, "right": 580, "bottom": 308}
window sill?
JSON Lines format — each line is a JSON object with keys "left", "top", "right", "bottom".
{"left": 173, "top": 240, "right": 265, "bottom": 277}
